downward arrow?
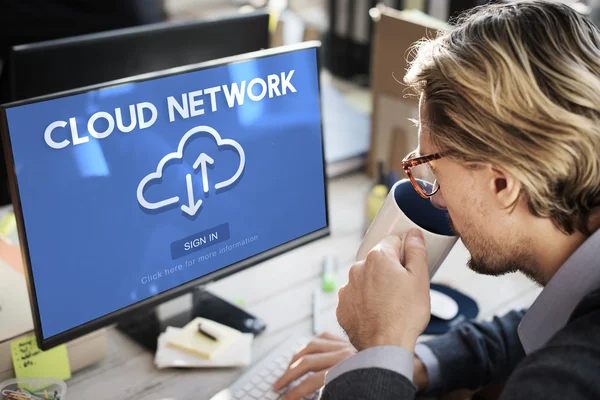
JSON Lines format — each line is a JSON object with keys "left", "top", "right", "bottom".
{"left": 193, "top": 153, "right": 214, "bottom": 193}
{"left": 181, "top": 174, "right": 202, "bottom": 216}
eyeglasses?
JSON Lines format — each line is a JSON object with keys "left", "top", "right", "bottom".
{"left": 401, "top": 150, "right": 443, "bottom": 198}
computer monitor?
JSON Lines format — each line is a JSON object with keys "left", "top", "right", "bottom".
{"left": 0, "top": 10, "right": 270, "bottom": 208}
{"left": 8, "top": 10, "right": 271, "bottom": 102}
{"left": 0, "top": 41, "right": 329, "bottom": 350}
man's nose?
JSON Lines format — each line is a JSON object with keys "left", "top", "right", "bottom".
{"left": 430, "top": 190, "right": 447, "bottom": 210}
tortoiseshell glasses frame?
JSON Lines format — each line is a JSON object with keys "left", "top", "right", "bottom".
{"left": 401, "top": 150, "right": 443, "bottom": 198}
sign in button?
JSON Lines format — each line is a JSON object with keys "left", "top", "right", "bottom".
{"left": 171, "top": 223, "right": 230, "bottom": 260}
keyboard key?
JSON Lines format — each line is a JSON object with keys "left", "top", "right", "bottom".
{"left": 267, "top": 363, "right": 278, "bottom": 372}
{"left": 209, "top": 335, "right": 317, "bottom": 400}
{"left": 266, "top": 391, "right": 280, "bottom": 400}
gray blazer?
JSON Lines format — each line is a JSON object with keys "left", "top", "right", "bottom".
{"left": 320, "top": 287, "right": 600, "bottom": 399}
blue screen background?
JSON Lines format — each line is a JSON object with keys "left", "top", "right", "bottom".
{"left": 5, "top": 48, "right": 327, "bottom": 339}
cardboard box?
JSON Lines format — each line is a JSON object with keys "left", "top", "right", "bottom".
{"left": 367, "top": 6, "right": 449, "bottom": 177}
{"left": 269, "top": 10, "right": 324, "bottom": 48}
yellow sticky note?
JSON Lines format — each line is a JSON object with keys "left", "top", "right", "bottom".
{"left": 0, "top": 212, "right": 16, "bottom": 237}
{"left": 11, "top": 335, "right": 71, "bottom": 381}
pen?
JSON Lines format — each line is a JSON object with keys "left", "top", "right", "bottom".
{"left": 312, "top": 288, "right": 321, "bottom": 335}
{"left": 197, "top": 323, "right": 219, "bottom": 341}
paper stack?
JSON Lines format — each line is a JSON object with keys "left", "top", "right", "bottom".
{"left": 155, "top": 317, "right": 253, "bottom": 369}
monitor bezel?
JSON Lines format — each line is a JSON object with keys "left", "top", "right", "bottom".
{"left": 8, "top": 9, "right": 271, "bottom": 102}
{"left": 0, "top": 41, "right": 330, "bottom": 350}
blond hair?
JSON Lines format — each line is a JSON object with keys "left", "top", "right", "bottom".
{"left": 404, "top": 0, "right": 600, "bottom": 235}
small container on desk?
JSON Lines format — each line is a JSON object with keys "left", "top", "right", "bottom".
{"left": 364, "top": 161, "right": 392, "bottom": 232}
{"left": 0, "top": 378, "right": 67, "bottom": 400}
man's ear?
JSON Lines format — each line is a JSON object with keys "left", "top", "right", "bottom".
{"left": 489, "top": 166, "right": 521, "bottom": 208}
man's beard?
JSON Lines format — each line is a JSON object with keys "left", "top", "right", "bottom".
{"left": 469, "top": 254, "right": 542, "bottom": 284}
{"left": 467, "top": 254, "right": 520, "bottom": 277}
{"left": 447, "top": 214, "right": 457, "bottom": 237}
{"left": 447, "top": 214, "right": 542, "bottom": 283}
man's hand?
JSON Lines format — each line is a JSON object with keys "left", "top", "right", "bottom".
{"left": 336, "top": 229, "right": 431, "bottom": 352}
{"left": 273, "top": 332, "right": 356, "bottom": 400}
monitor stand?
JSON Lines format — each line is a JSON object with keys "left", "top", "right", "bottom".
{"left": 116, "top": 287, "right": 266, "bottom": 351}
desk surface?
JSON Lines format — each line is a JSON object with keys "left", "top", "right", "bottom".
{"left": 67, "top": 172, "right": 541, "bottom": 399}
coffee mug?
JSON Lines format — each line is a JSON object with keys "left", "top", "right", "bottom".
{"left": 356, "top": 179, "right": 458, "bottom": 278}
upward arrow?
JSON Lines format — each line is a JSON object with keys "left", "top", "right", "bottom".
{"left": 181, "top": 173, "right": 202, "bottom": 216}
{"left": 193, "top": 153, "right": 214, "bottom": 193}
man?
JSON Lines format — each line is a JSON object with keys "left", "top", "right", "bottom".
{"left": 273, "top": 0, "right": 600, "bottom": 398}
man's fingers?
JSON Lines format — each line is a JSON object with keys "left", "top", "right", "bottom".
{"left": 273, "top": 352, "right": 346, "bottom": 391}
{"left": 403, "top": 228, "right": 428, "bottom": 277}
{"left": 273, "top": 361, "right": 305, "bottom": 391}
{"left": 288, "top": 338, "right": 349, "bottom": 366}
{"left": 318, "top": 332, "right": 347, "bottom": 342}
{"left": 280, "top": 370, "right": 326, "bottom": 400}
{"left": 369, "top": 235, "right": 404, "bottom": 263}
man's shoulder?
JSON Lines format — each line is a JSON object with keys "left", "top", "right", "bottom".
{"left": 546, "top": 286, "right": 600, "bottom": 348}
{"left": 569, "top": 286, "right": 600, "bottom": 323}
{"left": 500, "top": 289, "right": 600, "bottom": 399}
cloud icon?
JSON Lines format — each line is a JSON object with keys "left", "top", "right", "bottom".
{"left": 137, "top": 125, "right": 245, "bottom": 215}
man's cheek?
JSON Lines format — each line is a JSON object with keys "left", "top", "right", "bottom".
{"left": 336, "top": 303, "right": 352, "bottom": 332}
{"left": 337, "top": 283, "right": 349, "bottom": 304}
{"left": 447, "top": 213, "right": 459, "bottom": 236}
{"left": 336, "top": 288, "right": 349, "bottom": 319}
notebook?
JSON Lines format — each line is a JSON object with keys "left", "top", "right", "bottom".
{"left": 156, "top": 326, "right": 252, "bottom": 369}
{"left": 166, "top": 317, "right": 243, "bottom": 359}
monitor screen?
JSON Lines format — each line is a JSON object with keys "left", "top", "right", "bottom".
{"left": 1, "top": 43, "right": 328, "bottom": 348}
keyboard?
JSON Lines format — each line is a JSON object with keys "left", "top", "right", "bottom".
{"left": 210, "top": 334, "right": 319, "bottom": 400}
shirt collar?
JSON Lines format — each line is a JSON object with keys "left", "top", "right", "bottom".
{"left": 518, "top": 228, "right": 600, "bottom": 354}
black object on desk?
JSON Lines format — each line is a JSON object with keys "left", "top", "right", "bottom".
{"left": 117, "top": 288, "right": 266, "bottom": 351}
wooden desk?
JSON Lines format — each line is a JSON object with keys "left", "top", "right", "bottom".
{"left": 66, "top": 172, "right": 541, "bottom": 399}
